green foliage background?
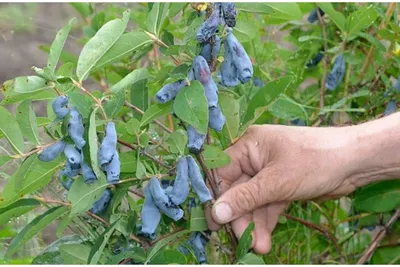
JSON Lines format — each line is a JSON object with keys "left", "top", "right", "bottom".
{"left": 0, "top": 2, "right": 400, "bottom": 264}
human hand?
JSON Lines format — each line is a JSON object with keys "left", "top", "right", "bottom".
{"left": 207, "top": 117, "right": 400, "bottom": 254}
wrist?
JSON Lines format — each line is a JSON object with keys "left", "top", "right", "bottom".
{"left": 344, "top": 113, "right": 400, "bottom": 188}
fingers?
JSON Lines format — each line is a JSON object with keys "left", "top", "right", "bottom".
{"left": 212, "top": 167, "right": 284, "bottom": 224}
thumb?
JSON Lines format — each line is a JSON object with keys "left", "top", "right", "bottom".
{"left": 212, "top": 168, "right": 282, "bottom": 224}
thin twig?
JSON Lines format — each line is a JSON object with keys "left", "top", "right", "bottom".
{"left": 283, "top": 213, "right": 345, "bottom": 263}
{"left": 117, "top": 138, "right": 171, "bottom": 170}
{"left": 357, "top": 209, "right": 400, "bottom": 264}
{"left": 124, "top": 101, "right": 172, "bottom": 134}
{"left": 200, "top": 231, "right": 233, "bottom": 256}
{"left": 128, "top": 188, "right": 144, "bottom": 198}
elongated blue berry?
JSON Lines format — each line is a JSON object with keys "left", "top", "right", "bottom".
{"left": 68, "top": 107, "right": 86, "bottom": 149}
{"left": 221, "top": 3, "right": 237, "bottom": 27}
{"left": 192, "top": 56, "right": 219, "bottom": 108}
{"left": 200, "top": 35, "right": 221, "bottom": 65}
{"left": 58, "top": 172, "right": 73, "bottom": 191}
{"left": 138, "top": 184, "right": 161, "bottom": 240}
{"left": 103, "top": 151, "right": 120, "bottom": 185}
{"left": 156, "top": 80, "right": 188, "bottom": 104}
{"left": 62, "top": 160, "right": 81, "bottom": 178}
{"left": 187, "top": 155, "right": 212, "bottom": 203}
{"left": 209, "top": 105, "right": 225, "bottom": 132}
{"left": 90, "top": 189, "right": 112, "bottom": 215}
{"left": 148, "top": 177, "right": 184, "bottom": 221}
{"left": 394, "top": 76, "right": 400, "bottom": 92}
{"left": 225, "top": 30, "right": 253, "bottom": 84}
{"left": 253, "top": 77, "right": 264, "bottom": 87}
{"left": 64, "top": 144, "right": 82, "bottom": 168}
{"left": 38, "top": 141, "right": 66, "bottom": 162}
{"left": 169, "top": 157, "right": 190, "bottom": 205}
{"left": 52, "top": 96, "right": 70, "bottom": 119}
{"left": 82, "top": 163, "right": 97, "bottom": 184}
{"left": 196, "top": 3, "right": 221, "bottom": 43}
{"left": 187, "top": 125, "right": 206, "bottom": 154}
{"left": 98, "top": 122, "right": 117, "bottom": 167}
{"left": 307, "top": 7, "right": 325, "bottom": 23}
{"left": 306, "top": 52, "right": 324, "bottom": 68}
{"left": 325, "top": 53, "right": 345, "bottom": 91}
{"left": 384, "top": 100, "right": 397, "bottom": 116}
{"left": 220, "top": 40, "right": 239, "bottom": 87}
{"left": 189, "top": 233, "right": 207, "bottom": 264}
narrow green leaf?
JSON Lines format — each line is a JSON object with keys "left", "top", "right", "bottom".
{"left": 169, "top": 3, "right": 188, "bottom": 17}
{"left": 70, "top": 3, "right": 92, "bottom": 18}
{"left": 144, "top": 229, "right": 190, "bottom": 264}
{"left": 166, "top": 129, "right": 187, "bottom": 155}
{"left": 16, "top": 100, "right": 40, "bottom": 145}
{"left": 237, "top": 253, "right": 265, "bottom": 265}
{"left": 0, "top": 106, "right": 24, "bottom": 154}
{"left": 354, "top": 180, "right": 400, "bottom": 213}
{"left": 345, "top": 5, "right": 378, "bottom": 39}
{"left": 88, "top": 219, "right": 119, "bottom": 264}
{"left": 372, "top": 247, "right": 400, "bottom": 264}
{"left": 265, "top": 3, "right": 303, "bottom": 21}
{"left": 236, "top": 222, "right": 255, "bottom": 259}
{"left": 120, "top": 151, "right": 137, "bottom": 173}
{"left": 130, "top": 79, "right": 149, "bottom": 120}
{"left": 76, "top": 10, "right": 130, "bottom": 81}
{"left": 318, "top": 3, "right": 346, "bottom": 33}
{"left": 88, "top": 107, "right": 106, "bottom": 181}
{"left": 1, "top": 79, "right": 57, "bottom": 105}
{"left": 269, "top": 95, "right": 308, "bottom": 121}
{"left": 48, "top": 18, "right": 76, "bottom": 72}
{"left": 219, "top": 93, "right": 240, "bottom": 145}
{"left": 109, "top": 68, "right": 148, "bottom": 94}
{"left": 202, "top": 145, "right": 231, "bottom": 169}
{"left": 68, "top": 177, "right": 108, "bottom": 217}
{"left": 0, "top": 155, "right": 12, "bottom": 168}
{"left": 150, "top": 249, "right": 187, "bottom": 264}
{"left": 190, "top": 205, "right": 207, "bottom": 232}
{"left": 0, "top": 198, "right": 40, "bottom": 225}
{"left": 104, "top": 90, "right": 125, "bottom": 118}
{"left": 5, "top": 206, "right": 68, "bottom": 258}
{"left": 357, "top": 32, "right": 386, "bottom": 52}
{"left": 56, "top": 214, "right": 73, "bottom": 238}
{"left": 235, "top": 3, "right": 273, "bottom": 14}
{"left": 67, "top": 91, "right": 95, "bottom": 119}
{"left": 147, "top": 3, "right": 170, "bottom": 36}
{"left": 39, "top": 45, "right": 78, "bottom": 67}
{"left": 105, "top": 248, "right": 146, "bottom": 264}
{"left": 92, "top": 32, "right": 152, "bottom": 71}
{"left": 173, "top": 81, "right": 209, "bottom": 135}
{"left": 60, "top": 244, "right": 91, "bottom": 264}
{"left": 140, "top": 102, "right": 172, "bottom": 128}
{"left": 244, "top": 76, "right": 293, "bottom": 123}
{"left": 13, "top": 76, "right": 52, "bottom": 94}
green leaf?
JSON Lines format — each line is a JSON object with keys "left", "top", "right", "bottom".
{"left": 0, "top": 198, "right": 40, "bottom": 225}
{"left": 357, "top": 32, "right": 386, "bottom": 52}
{"left": 56, "top": 214, "right": 73, "bottom": 238}
{"left": 183, "top": 16, "right": 203, "bottom": 44}
{"left": 5, "top": 206, "right": 68, "bottom": 258}
{"left": 88, "top": 219, "right": 119, "bottom": 264}
{"left": 104, "top": 90, "right": 125, "bottom": 118}
{"left": 372, "top": 246, "right": 400, "bottom": 264}
{"left": 60, "top": 244, "right": 91, "bottom": 264}
{"left": 48, "top": 18, "right": 76, "bottom": 72}
{"left": 236, "top": 222, "right": 255, "bottom": 259}
{"left": 109, "top": 68, "right": 148, "bottom": 94}
{"left": 147, "top": 3, "right": 170, "bottom": 36}
{"left": 70, "top": 3, "right": 92, "bottom": 18}
{"left": 144, "top": 229, "right": 190, "bottom": 264}
{"left": 140, "top": 102, "right": 172, "bottom": 128}
{"left": 68, "top": 177, "right": 108, "bottom": 217}
{"left": 234, "top": 21, "right": 257, "bottom": 41}
{"left": 13, "top": 76, "right": 52, "bottom": 94}
{"left": 105, "top": 248, "right": 146, "bottom": 264}
{"left": 16, "top": 100, "right": 40, "bottom": 145}
{"left": 237, "top": 253, "right": 265, "bottom": 265}
{"left": 130, "top": 79, "right": 149, "bottom": 120}
{"left": 76, "top": 10, "right": 130, "bottom": 81}
{"left": 1, "top": 87, "right": 57, "bottom": 105}
{"left": 354, "top": 180, "right": 400, "bottom": 213}
{"left": 136, "top": 155, "right": 147, "bottom": 179}
{"left": 269, "top": 95, "right": 308, "bottom": 121}
{"left": 190, "top": 205, "right": 207, "bottom": 232}
{"left": 40, "top": 45, "right": 78, "bottom": 67}
{"left": 169, "top": 3, "right": 188, "bottom": 17}
{"left": 67, "top": 91, "right": 95, "bottom": 119}
{"left": 173, "top": 81, "right": 209, "bottom": 135}
{"left": 0, "top": 155, "right": 12, "bottom": 168}
{"left": 0, "top": 106, "right": 24, "bottom": 154}
{"left": 202, "top": 145, "right": 231, "bottom": 169}
{"left": 235, "top": 3, "right": 273, "bottom": 14}
{"left": 318, "top": 3, "right": 346, "bottom": 33}
{"left": 0, "top": 155, "right": 64, "bottom": 208}
{"left": 219, "top": 93, "right": 240, "bottom": 145}
{"left": 345, "top": 5, "right": 378, "bottom": 39}
{"left": 150, "top": 249, "right": 187, "bottom": 264}
{"left": 120, "top": 151, "right": 137, "bottom": 173}
{"left": 88, "top": 108, "right": 106, "bottom": 182}
{"left": 92, "top": 32, "right": 152, "bottom": 72}
{"left": 166, "top": 129, "right": 187, "bottom": 155}
{"left": 265, "top": 3, "right": 303, "bottom": 21}
{"left": 244, "top": 76, "right": 294, "bottom": 123}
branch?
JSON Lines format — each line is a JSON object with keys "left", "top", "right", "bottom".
{"left": 283, "top": 213, "right": 345, "bottom": 263}
{"left": 117, "top": 138, "right": 172, "bottom": 170}
{"left": 357, "top": 209, "right": 400, "bottom": 264}
{"left": 124, "top": 101, "right": 172, "bottom": 134}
